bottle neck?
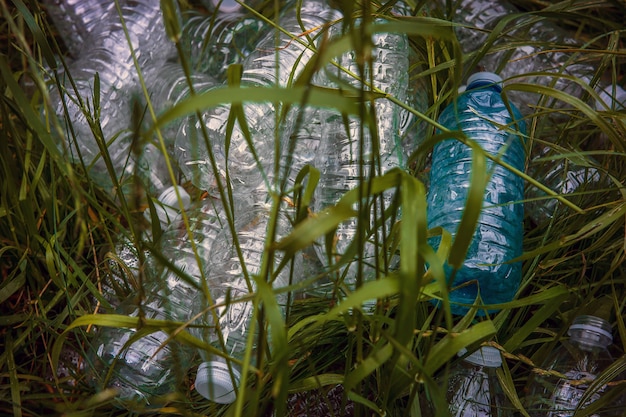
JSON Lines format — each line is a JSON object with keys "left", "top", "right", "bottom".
{"left": 567, "top": 315, "right": 613, "bottom": 349}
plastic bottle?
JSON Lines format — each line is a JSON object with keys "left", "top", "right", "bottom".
{"left": 180, "top": 7, "right": 266, "bottom": 80}
{"left": 174, "top": 0, "right": 341, "bottom": 197}
{"left": 46, "top": 0, "right": 176, "bottom": 194}
{"left": 192, "top": 203, "right": 300, "bottom": 403}
{"left": 426, "top": 72, "right": 526, "bottom": 316}
{"left": 436, "top": 0, "right": 626, "bottom": 114}
{"left": 41, "top": 0, "right": 115, "bottom": 58}
{"left": 445, "top": 346, "right": 512, "bottom": 416}
{"left": 311, "top": 15, "right": 414, "bottom": 296}
{"left": 526, "top": 315, "right": 623, "bottom": 416}
{"left": 90, "top": 186, "right": 193, "bottom": 405}
{"left": 525, "top": 148, "right": 606, "bottom": 225}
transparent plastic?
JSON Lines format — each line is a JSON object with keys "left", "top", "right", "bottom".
{"left": 46, "top": 0, "right": 176, "bottom": 194}
{"left": 192, "top": 203, "right": 300, "bottom": 403}
{"left": 437, "top": 0, "right": 626, "bottom": 113}
{"left": 312, "top": 13, "right": 414, "bottom": 296}
{"left": 427, "top": 72, "right": 526, "bottom": 315}
{"left": 526, "top": 315, "right": 623, "bottom": 416}
{"left": 175, "top": 0, "right": 342, "bottom": 196}
{"left": 180, "top": 8, "right": 266, "bottom": 80}
{"left": 445, "top": 346, "right": 511, "bottom": 416}
{"left": 526, "top": 148, "right": 606, "bottom": 225}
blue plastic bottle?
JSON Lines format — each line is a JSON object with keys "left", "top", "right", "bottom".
{"left": 427, "top": 72, "right": 526, "bottom": 315}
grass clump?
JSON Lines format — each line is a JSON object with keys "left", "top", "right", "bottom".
{"left": 1, "top": 0, "right": 625, "bottom": 416}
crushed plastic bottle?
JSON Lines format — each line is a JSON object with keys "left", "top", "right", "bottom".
{"left": 90, "top": 186, "right": 193, "bottom": 405}
{"left": 526, "top": 315, "right": 624, "bottom": 416}
{"left": 180, "top": 7, "right": 266, "bottom": 80}
{"left": 426, "top": 72, "right": 526, "bottom": 315}
{"left": 525, "top": 148, "right": 607, "bottom": 225}
{"left": 174, "top": 0, "right": 342, "bottom": 197}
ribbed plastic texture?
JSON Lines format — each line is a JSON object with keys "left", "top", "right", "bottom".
{"left": 41, "top": 0, "right": 114, "bottom": 57}
{"left": 181, "top": 8, "right": 266, "bottom": 80}
{"left": 526, "top": 148, "right": 605, "bottom": 225}
{"left": 90, "top": 188, "right": 192, "bottom": 404}
{"left": 526, "top": 315, "right": 623, "bottom": 416}
{"left": 191, "top": 203, "right": 299, "bottom": 402}
{"left": 46, "top": 0, "right": 176, "bottom": 195}
{"left": 312, "top": 15, "right": 414, "bottom": 294}
{"left": 446, "top": 346, "right": 510, "bottom": 416}
{"left": 438, "top": 0, "right": 626, "bottom": 113}
{"left": 195, "top": 360, "right": 241, "bottom": 404}
{"left": 426, "top": 72, "right": 526, "bottom": 315}
{"left": 175, "top": 0, "right": 341, "bottom": 196}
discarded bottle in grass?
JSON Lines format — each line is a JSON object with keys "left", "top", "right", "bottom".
{"left": 427, "top": 72, "right": 526, "bottom": 316}
{"left": 526, "top": 315, "right": 623, "bottom": 416}
{"left": 193, "top": 203, "right": 300, "bottom": 403}
{"left": 175, "top": 0, "right": 341, "bottom": 196}
{"left": 436, "top": 0, "right": 626, "bottom": 114}
{"left": 180, "top": 7, "right": 266, "bottom": 81}
{"left": 312, "top": 16, "right": 414, "bottom": 297}
{"left": 41, "top": 0, "right": 115, "bottom": 58}
{"left": 446, "top": 346, "right": 511, "bottom": 416}
{"left": 90, "top": 186, "right": 193, "bottom": 405}
{"left": 46, "top": 0, "right": 176, "bottom": 194}
{"left": 526, "top": 148, "right": 606, "bottom": 225}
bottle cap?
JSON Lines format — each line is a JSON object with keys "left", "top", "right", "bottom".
{"left": 458, "top": 346, "right": 502, "bottom": 368}
{"left": 568, "top": 315, "right": 613, "bottom": 344}
{"left": 152, "top": 185, "right": 191, "bottom": 226}
{"left": 466, "top": 72, "right": 503, "bottom": 91}
{"left": 195, "top": 361, "right": 241, "bottom": 404}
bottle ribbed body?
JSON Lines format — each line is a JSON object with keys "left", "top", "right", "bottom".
{"left": 446, "top": 347, "right": 510, "bottom": 416}
{"left": 312, "top": 20, "right": 413, "bottom": 291}
{"left": 436, "top": 0, "right": 626, "bottom": 112}
{"left": 526, "top": 148, "right": 605, "bottom": 225}
{"left": 41, "top": 0, "right": 115, "bottom": 57}
{"left": 427, "top": 73, "right": 525, "bottom": 315}
{"left": 175, "top": 0, "right": 341, "bottom": 196}
{"left": 193, "top": 203, "right": 300, "bottom": 403}
{"left": 46, "top": 0, "right": 176, "bottom": 193}
{"left": 526, "top": 316, "right": 622, "bottom": 416}
{"left": 181, "top": 9, "right": 266, "bottom": 81}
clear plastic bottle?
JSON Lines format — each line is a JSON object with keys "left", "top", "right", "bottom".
{"left": 525, "top": 148, "right": 606, "bottom": 225}
{"left": 90, "top": 186, "right": 194, "bottom": 405}
{"left": 46, "top": 0, "right": 176, "bottom": 194}
{"left": 526, "top": 315, "right": 623, "bottom": 416}
{"left": 445, "top": 346, "right": 511, "bottom": 416}
{"left": 436, "top": 0, "right": 626, "bottom": 113}
{"left": 426, "top": 72, "right": 526, "bottom": 315}
{"left": 192, "top": 203, "right": 300, "bottom": 403}
{"left": 41, "top": 0, "right": 115, "bottom": 58}
{"left": 180, "top": 6, "right": 267, "bottom": 81}
{"left": 312, "top": 15, "right": 414, "bottom": 296}
{"left": 174, "top": 0, "right": 341, "bottom": 196}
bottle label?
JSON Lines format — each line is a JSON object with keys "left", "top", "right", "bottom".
{"left": 549, "top": 370, "right": 602, "bottom": 417}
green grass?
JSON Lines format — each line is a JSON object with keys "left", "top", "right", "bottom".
{"left": 1, "top": 0, "right": 625, "bottom": 416}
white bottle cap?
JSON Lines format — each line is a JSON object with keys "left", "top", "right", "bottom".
{"left": 195, "top": 361, "right": 241, "bottom": 404}
{"left": 568, "top": 315, "right": 613, "bottom": 343}
{"left": 467, "top": 72, "right": 503, "bottom": 89}
{"left": 458, "top": 346, "right": 502, "bottom": 368}
{"left": 595, "top": 85, "right": 626, "bottom": 111}
{"left": 149, "top": 185, "right": 191, "bottom": 226}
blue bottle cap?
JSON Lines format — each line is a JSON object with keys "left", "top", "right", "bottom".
{"left": 467, "top": 72, "right": 503, "bottom": 90}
